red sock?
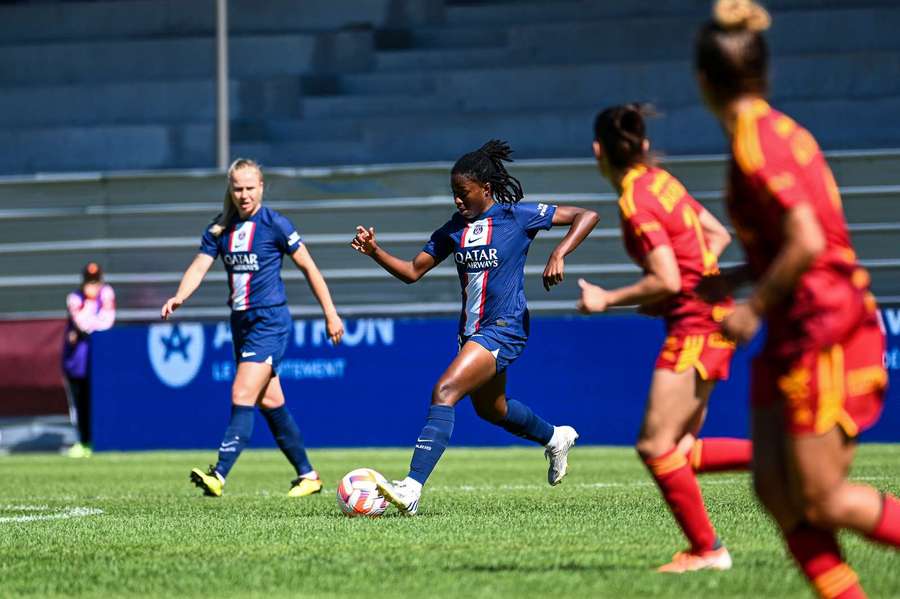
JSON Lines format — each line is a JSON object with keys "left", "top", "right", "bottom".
{"left": 688, "top": 438, "right": 752, "bottom": 473}
{"left": 644, "top": 446, "right": 717, "bottom": 553}
{"left": 786, "top": 524, "right": 866, "bottom": 599}
{"left": 867, "top": 493, "right": 900, "bottom": 548}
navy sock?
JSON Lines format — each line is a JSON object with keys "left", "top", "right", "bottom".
{"left": 214, "top": 405, "right": 255, "bottom": 478}
{"left": 498, "top": 399, "right": 554, "bottom": 445}
{"left": 261, "top": 405, "right": 313, "bottom": 477}
{"left": 408, "top": 405, "right": 455, "bottom": 485}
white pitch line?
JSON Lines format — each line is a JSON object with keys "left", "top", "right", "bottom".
{"left": 0, "top": 506, "right": 103, "bottom": 524}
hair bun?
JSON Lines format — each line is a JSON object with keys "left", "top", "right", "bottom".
{"left": 713, "top": 0, "right": 771, "bottom": 32}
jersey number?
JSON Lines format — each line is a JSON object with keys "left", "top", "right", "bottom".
{"left": 682, "top": 205, "right": 718, "bottom": 275}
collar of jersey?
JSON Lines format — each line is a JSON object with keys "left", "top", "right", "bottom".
{"left": 233, "top": 205, "right": 264, "bottom": 224}
{"left": 464, "top": 201, "right": 500, "bottom": 222}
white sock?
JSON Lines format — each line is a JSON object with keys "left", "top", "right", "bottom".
{"left": 401, "top": 477, "right": 423, "bottom": 494}
{"left": 546, "top": 426, "right": 561, "bottom": 449}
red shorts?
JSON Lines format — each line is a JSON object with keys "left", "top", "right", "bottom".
{"left": 751, "top": 319, "right": 887, "bottom": 437}
{"left": 655, "top": 331, "right": 736, "bottom": 381}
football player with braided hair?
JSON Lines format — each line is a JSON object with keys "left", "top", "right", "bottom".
{"left": 351, "top": 139, "right": 599, "bottom": 515}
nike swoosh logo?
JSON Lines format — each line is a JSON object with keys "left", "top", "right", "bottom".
{"left": 416, "top": 438, "right": 433, "bottom": 443}
{"left": 241, "top": 351, "right": 256, "bottom": 357}
{"left": 220, "top": 441, "right": 239, "bottom": 448}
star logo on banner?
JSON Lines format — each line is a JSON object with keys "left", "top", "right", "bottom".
{"left": 160, "top": 324, "right": 192, "bottom": 361}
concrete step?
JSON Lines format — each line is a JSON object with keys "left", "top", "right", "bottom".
{"left": 0, "top": 0, "right": 440, "bottom": 44}
{"left": 338, "top": 71, "right": 436, "bottom": 96}
{"left": 375, "top": 46, "right": 511, "bottom": 71}
{"left": 3, "top": 150, "right": 898, "bottom": 208}
{"left": 0, "top": 31, "right": 372, "bottom": 85}
{"left": 0, "top": 123, "right": 215, "bottom": 175}
{"left": 5, "top": 258, "right": 900, "bottom": 317}
{"left": 4, "top": 219, "right": 898, "bottom": 280}
{"left": 5, "top": 183, "right": 898, "bottom": 246}
{"left": 303, "top": 94, "right": 460, "bottom": 119}
{"left": 408, "top": 26, "right": 509, "bottom": 49}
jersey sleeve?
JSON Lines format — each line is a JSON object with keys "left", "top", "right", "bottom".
{"left": 274, "top": 213, "right": 303, "bottom": 255}
{"left": 199, "top": 226, "right": 220, "bottom": 258}
{"left": 421, "top": 219, "right": 455, "bottom": 264}
{"left": 513, "top": 202, "right": 557, "bottom": 234}
{"left": 623, "top": 204, "right": 671, "bottom": 260}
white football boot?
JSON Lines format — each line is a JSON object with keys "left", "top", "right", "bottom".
{"left": 376, "top": 477, "right": 422, "bottom": 516}
{"left": 545, "top": 425, "right": 579, "bottom": 485}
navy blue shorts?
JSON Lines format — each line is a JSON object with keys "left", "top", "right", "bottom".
{"left": 230, "top": 304, "right": 291, "bottom": 370}
{"left": 459, "top": 323, "right": 528, "bottom": 374}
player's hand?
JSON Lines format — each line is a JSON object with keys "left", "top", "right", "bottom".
{"left": 576, "top": 278, "right": 609, "bottom": 314}
{"left": 351, "top": 225, "right": 378, "bottom": 257}
{"left": 325, "top": 312, "right": 344, "bottom": 346}
{"left": 542, "top": 252, "right": 565, "bottom": 291}
{"left": 721, "top": 302, "right": 760, "bottom": 344}
{"left": 160, "top": 296, "right": 183, "bottom": 320}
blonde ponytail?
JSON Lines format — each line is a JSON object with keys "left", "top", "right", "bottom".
{"left": 208, "top": 158, "right": 263, "bottom": 237}
{"left": 714, "top": 0, "right": 771, "bottom": 32}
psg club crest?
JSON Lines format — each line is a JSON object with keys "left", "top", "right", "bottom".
{"left": 148, "top": 323, "right": 205, "bottom": 388}
{"left": 473, "top": 224, "right": 484, "bottom": 236}
{"left": 238, "top": 231, "right": 246, "bottom": 241}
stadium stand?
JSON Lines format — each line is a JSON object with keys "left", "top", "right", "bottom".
{"left": 0, "top": 0, "right": 899, "bottom": 321}
{"left": 0, "top": 0, "right": 898, "bottom": 173}
{"left": 2, "top": 150, "right": 899, "bottom": 320}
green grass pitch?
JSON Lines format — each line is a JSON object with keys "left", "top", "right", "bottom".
{"left": 1, "top": 445, "right": 898, "bottom": 598}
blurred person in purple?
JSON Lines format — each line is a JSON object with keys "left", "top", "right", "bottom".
{"left": 62, "top": 262, "right": 116, "bottom": 457}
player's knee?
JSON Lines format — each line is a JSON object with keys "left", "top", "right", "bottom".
{"left": 431, "top": 381, "right": 462, "bottom": 406}
{"left": 635, "top": 437, "right": 672, "bottom": 461}
{"left": 800, "top": 489, "right": 849, "bottom": 529}
{"left": 231, "top": 385, "right": 257, "bottom": 406}
{"left": 259, "top": 395, "right": 284, "bottom": 410}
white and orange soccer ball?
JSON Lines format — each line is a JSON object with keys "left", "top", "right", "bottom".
{"left": 336, "top": 468, "right": 390, "bottom": 517}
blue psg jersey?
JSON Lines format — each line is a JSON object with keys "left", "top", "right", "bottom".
{"left": 199, "top": 206, "right": 302, "bottom": 311}
{"left": 423, "top": 201, "right": 556, "bottom": 336}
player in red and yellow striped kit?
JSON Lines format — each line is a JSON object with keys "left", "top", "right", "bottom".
{"left": 578, "top": 104, "right": 752, "bottom": 573}
{"left": 695, "top": 1, "right": 899, "bottom": 597}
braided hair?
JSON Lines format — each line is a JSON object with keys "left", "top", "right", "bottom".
{"left": 451, "top": 139, "right": 524, "bottom": 205}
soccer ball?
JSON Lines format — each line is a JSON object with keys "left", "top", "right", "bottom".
{"left": 336, "top": 468, "right": 390, "bottom": 517}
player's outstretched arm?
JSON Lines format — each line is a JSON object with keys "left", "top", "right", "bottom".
{"left": 577, "top": 245, "right": 680, "bottom": 314}
{"left": 161, "top": 253, "right": 215, "bottom": 320}
{"left": 543, "top": 206, "right": 600, "bottom": 291}
{"left": 290, "top": 244, "right": 344, "bottom": 345}
{"left": 350, "top": 225, "right": 437, "bottom": 284}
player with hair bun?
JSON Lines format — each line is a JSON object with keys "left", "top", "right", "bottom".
{"left": 351, "top": 140, "right": 599, "bottom": 515}
{"left": 162, "top": 158, "right": 344, "bottom": 498}
{"left": 696, "top": 1, "right": 899, "bottom": 595}
{"left": 579, "top": 103, "right": 751, "bottom": 573}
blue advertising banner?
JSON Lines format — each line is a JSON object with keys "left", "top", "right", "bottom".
{"left": 91, "top": 312, "right": 899, "bottom": 451}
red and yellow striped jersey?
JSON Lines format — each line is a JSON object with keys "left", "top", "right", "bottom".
{"left": 618, "top": 165, "right": 731, "bottom": 334}
{"left": 727, "top": 99, "right": 876, "bottom": 356}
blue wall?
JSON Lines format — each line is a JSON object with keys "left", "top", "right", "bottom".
{"left": 91, "top": 313, "right": 899, "bottom": 451}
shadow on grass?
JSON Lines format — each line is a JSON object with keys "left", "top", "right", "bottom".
{"left": 453, "top": 562, "right": 647, "bottom": 574}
